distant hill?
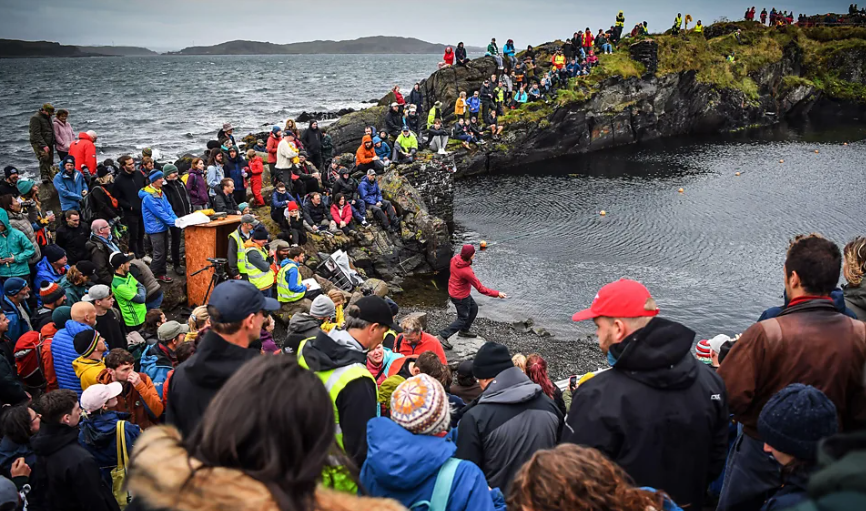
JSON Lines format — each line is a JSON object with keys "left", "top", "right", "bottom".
{"left": 80, "top": 45, "right": 158, "bottom": 56}
{"left": 169, "top": 36, "right": 484, "bottom": 55}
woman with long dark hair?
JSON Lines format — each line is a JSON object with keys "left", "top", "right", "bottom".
{"left": 0, "top": 404, "right": 40, "bottom": 474}
{"left": 128, "top": 355, "right": 404, "bottom": 511}
{"left": 525, "top": 353, "right": 566, "bottom": 416}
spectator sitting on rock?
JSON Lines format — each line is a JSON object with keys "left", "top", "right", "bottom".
{"left": 385, "top": 103, "right": 403, "bottom": 139}
{"left": 439, "top": 46, "right": 454, "bottom": 69}
{"left": 393, "top": 127, "right": 418, "bottom": 164}
{"left": 467, "top": 117, "right": 486, "bottom": 145}
{"left": 426, "top": 119, "right": 451, "bottom": 155}
{"left": 302, "top": 192, "right": 333, "bottom": 235}
{"left": 485, "top": 110, "right": 505, "bottom": 139}
{"left": 596, "top": 30, "right": 613, "bottom": 54}
{"left": 487, "top": 37, "right": 503, "bottom": 70}
{"left": 252, "top": 139, "right": 266, "bottom": 152}
{"left": 528, "top": 83, "right": 542, "bottom": 102}
{"left": 331, "top": 168, "right": 368, "bottom": 228}
{"left": 403, "top": 105, "right": 422, "bottom": 136}
{"left": 455, "top": 42, "right": 470, "bottom": 65}
{"left": 282, "top": 202, "right": 307, "bottom": 247}
{"left": 292, "top": 151, "right": 321, "bottom": 197}
{"left": 426, "top": 101, "right": 443, "bottom": 129}
{"left": 451, "top": 118, "right": 478, "bottom": 149}
{"left": 355, "top": 135, "right": 385, "bottom": 175}
{"left": 330, "top": 194, "right": 356, "bottom": 235}
{"left": 587, "top": 50, "right": 599, "bottom": 69}
{"left": 358, "top": 170, "right": 400, "bottom": 233}
{"left": 372, "top": 137, "right": 392, "bottom": 167}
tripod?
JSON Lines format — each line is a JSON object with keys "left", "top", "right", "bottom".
{"left": 190, "top": 258, "right": 230, "bottom": 304}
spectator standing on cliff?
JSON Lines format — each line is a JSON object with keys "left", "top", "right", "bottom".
{"left": 716, "top": 234, "right": 866, "bottom": 511}
{"left": 567, "top": 278, "right": 729, "bottom": 510}
{"left": 185, "top": 157, "right": 209, "bottom": 211}
{"left": 139, "top": 170, "right": 178, "bottom": 283}
{"left": 438, "top": 245, "right": 506, "bottom": 347}
{"left": 205, "top": 149, "right": 226, "bottom": 198}
{"left": 223, "top": 146, "right": 248, "bottom": 206}
{"left": 480, "top": 79, "right": 495, "bottom": 120}
{"left": 266, "top": 126, "right": 282, "bottom": 180}
{"left": 408, "top": 83, "right": 423, "bottom": 112}
{"left": 30, "top": 103, "right": 56, "bottom": 184}
{"left": 52, "top": 109, "right": 75, "bottom": 161}
{"left": 162, "top": 164, "right": 191, "bottom": 276}
{"left": 842, "top": 236, "right": 866, "bottom": 320}
{"left": 53, "top": 156, "right": 88, "bottom": 213}
{"left": 301, "top": 120, "right": 325, "bottom": 170}
{"left": 114, "top": 155, "right": 147, "bottom": 258}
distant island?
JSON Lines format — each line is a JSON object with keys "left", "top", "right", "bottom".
{"left": 168, "top": 36, "right": 484, "bottom": 55}
{"left": 0, "top": 39, "right": 156, "bottom": 58}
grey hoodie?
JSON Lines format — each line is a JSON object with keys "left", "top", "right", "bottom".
{"left": 844, "top": 284, "right": 866, "bottom": 321}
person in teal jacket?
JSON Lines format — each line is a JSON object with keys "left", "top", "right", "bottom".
{"left": 139, "top": 171, "right": 178, "bottom": 281}
{"left": 503, "top": 39, "right": 516, "bottom": 68}
{"left": 52, "top": 155, "right": 88, "bottom": 212}
{"left": 0, "top": 209, "right": 35, "bottom": 281}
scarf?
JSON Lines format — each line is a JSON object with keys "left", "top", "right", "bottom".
{"left": 92, "top": 233, "right": 120, "bottom": 253}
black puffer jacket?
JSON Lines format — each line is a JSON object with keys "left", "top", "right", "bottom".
{"left": 301, "top": 124, "right": 323, "bottom": 154}
{"left": 113, "top": 169, "right": 147, "bottom": 216}
{"left": 303, "top": 199, "right": 327, "bottom": 225}
{"left": 212, "top": 188, "right": 239, "bottom": 214}
{"left": 162, "top": 179, "right": 192, "bottom": 217}
{"left": 455, "top": 366, "right": 562, "bottom": 492}
{"left": 55, "top": 222, "right": 89, "bottom": 265}
{"left": 331, "top": 176, "right": 359, "bottom": 201}
{"left": 29, "top": 422, "right": 120, "bottom": 511}
{"left": 563, "top": 317, "right": 729, "bottom": 510}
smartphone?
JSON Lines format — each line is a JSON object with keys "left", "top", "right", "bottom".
{"left": 569, "top": 375, "right": 578, "bottom": 388}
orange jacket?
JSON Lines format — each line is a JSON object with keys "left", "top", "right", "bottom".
{"left": 69, "top": 132, "right": 97, "bottom": 175}
{"left": 39, "top": 323, "right": 59, "bottom": 392}
{"left": 355, "top": 135, "right": 377, "bottom": 165}
{"left": 97, "top": 369, "right": 164, "bottom": 429}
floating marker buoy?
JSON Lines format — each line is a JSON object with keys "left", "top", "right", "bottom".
{"left": 600, "top": 210, "right": 607, "bottom": 216}
{"left": 815, "top": 149, "right": 820, "bottom": 154}
{"left": 844, "top": 142, "right": 849, "bottom": 146}
{"left": 735, "top": 172, "right": 741, "bottom": 176}
{"left": 678, "top": 188, "right": 684, "bottom": 193}
{"left": 480, "top": 240, "right": 488, "bottom": 250}
{"left": 779, "top": 159, "right": 784, "bottom": 163}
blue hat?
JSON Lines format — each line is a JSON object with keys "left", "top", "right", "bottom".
{"left": 208, "top": 280, "right": 279, "bottom": 323}
{"left": 758, "top": 383, "right": 839, "bottom": 461}
{"left": 148, "top": 170, "right": 164, "bottom": 183}
{"left": 272, "top": 125, "right": 281, "bottom": 134}
{"left": 3, "top": 277, "right": 27, "bottom": 296}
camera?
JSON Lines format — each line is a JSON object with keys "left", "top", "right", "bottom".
{"left": 207, "top": 258, "right": 228, "bottom": 264}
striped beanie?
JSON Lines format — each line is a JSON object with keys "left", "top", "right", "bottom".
{"left": 390, "top": 374, "right": 451, "bottom": 436}
{"left": 695, "top": 339, "right": 712, "bottom": 364}
{"left": 40, "top": 281, "right": 65, "bottom": 305}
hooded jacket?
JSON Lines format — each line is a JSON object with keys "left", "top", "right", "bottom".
{"left": 185, "top": 167, "right": 209, "bottom": 206}
{"left": 358, "top": 176, "right": 384, "bottom": 206}
{"left": 447, "top": 255, "right": 499, "bottom": 300}
{"left": 385, "top": 108, "right": 404, "bottom": 136}
{"left": 58, "top": 275, "right": 87, "bottom": 304}
{"left": 356, "top": 135, "right": 377, "bottom": 165}
{"left": 783, "top": 430, "right": 866, "bottom": 511}
{"left": 224, "top": 152, "right": 248, "bottom": 191}
{"left": 303, "top": 198, "right": 327, "bottom": 225}
{"left": 139, "top": 185, "right": 178, "bottom": 234}
{"left": 73, "top": 356, "right": 105, "bottom": 391}
{"left": 165, "top": 330, "right": 259, "bottom": 438}
{"left": 52, "top": 320, "right": 94, "bottom": 396}
{"left": 78, "top": 410, "right": 141, "bottom": 486}
{"left": 361, "top": 417, "right": 504, "bottom": 511}
{"left": 564, "top": 318, "right": 729, "bottom": 510}
{"left": 0, "top": 208, "right": 36, "bottom": 278}
{"left": 69, "top": 132, "right": 97, "bottom": 175}
{"left": 53, "top": 158, "right": 88, "bottom": 211}
{"left": 299, "top": 329, "right": 378, "bottom": 467}
{"left": 373, "top": 137, "right": 391, "bottom": 161}
{"left": 53, "top": 117, "right": 75, "bottom": 152}
{"left": 127, "top": 426, "right": 406, "bottom": 511}
{"left": 140, "top": 342, "right": 175, "bottom": 399}
{"left": 34, "top": 256, "right": 68, "bottom": 306}
{"left": 302, "top": 123, "right": 324, "bottom": 154}
{"left": 29, "top": 110, "right": 55, "bottom": 149}
{"left": 86, "top": 234, "right": 121, "bottom": 286}
{"left": 113, "top": 168, "right": 147, "bottom": 215}
{"left": 286, "top": 313, "right": 322, "bottom": 352}
{"left": 7, "top": 209, "right": 41, "bottom": 264}
{"left": 29, "top": 422, "right": 120, "bottom": 511}
{"left": 843, "top": 283, "right": 866, "bottom": 321}
{"left": 2, "top": 296, "right": 32, "bottom": 352}
{"left": 455, "top": 366, "right": 561, "bottom": 492}
{"left": 266, "top": 132, "right": 281, "bottom": 164}
{"left": 408, "top": 87, "right": 423, "bottom": 108}
{"left": 163, "top": 178, "right": 193, "bottom": 217}
{"left": 332, "top": 175, "right": 360, "bottom": 201}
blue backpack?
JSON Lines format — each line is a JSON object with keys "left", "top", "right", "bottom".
{"left": 409, "top": 458, "right": 460, "bottom": 511}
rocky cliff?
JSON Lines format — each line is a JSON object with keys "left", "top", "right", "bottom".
{"left": 330, "top": 23, "right": 866, "bottom": 177}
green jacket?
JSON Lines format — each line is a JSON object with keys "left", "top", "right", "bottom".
{"left": 59, "top": 275, "right": 88, "bottom": 304}
{"left": 786, "top": 431, "right": 866, "bottom": 511}
{"left": 395, "top": 133, "right": 418, "bottom": 152}
{"left": 0, "top": 209, "right": 35, "bottom": 278}
{"left": 112, "top": 272, "right": 147, "bottom": 327}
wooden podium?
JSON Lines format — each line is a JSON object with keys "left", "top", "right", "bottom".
{"left": 185, "top": 215, "right": 241, "bottom": 306}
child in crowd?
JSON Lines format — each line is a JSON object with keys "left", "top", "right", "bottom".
{"left": 245, "top": 149, "right": 265, "bottom": 207}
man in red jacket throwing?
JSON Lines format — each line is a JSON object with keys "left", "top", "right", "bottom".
{"left": 438, "top": 244, "right": 507, "bottom": 349}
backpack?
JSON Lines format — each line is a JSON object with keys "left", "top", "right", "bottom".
{"left": 14, "top": 331, "right": 47, "bottom": 392}
{"left": 79, "top": 189, "right": 96, "bottom": 223}
{"left": 111, "top": 420, "right": 131, "bottom": 509}
{"left": 409, "top": 458, "right": 460, "bottom": 511}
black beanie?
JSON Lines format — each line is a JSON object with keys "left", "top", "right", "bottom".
{"left": 73, "top": 328, "right": 99, "bottom": 357}
{"left": 758, "top": 383, "right": 838, "bottom": 461}
{"left": 473, "top": 342, "right": 513, "bottom": 379}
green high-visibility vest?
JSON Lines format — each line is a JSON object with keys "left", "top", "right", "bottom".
{"left": 276, "top": 260, "right": 305, "bottom": 303}
{"left": 229, "top": 230, "right": 248, "bottom": 275}
{"left": 297, "top": 338, "right": 377, "bottom": 493}
{"left": 244, "top": 246, "right": 273, "bottom": 290}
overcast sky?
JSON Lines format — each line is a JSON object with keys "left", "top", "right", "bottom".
{"left": 0, "top": 0, "right": 849, "bottom": 51}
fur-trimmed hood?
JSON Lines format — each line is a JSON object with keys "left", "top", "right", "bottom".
{"left": 128, "top": 426, "right": 406, "bottom": 511}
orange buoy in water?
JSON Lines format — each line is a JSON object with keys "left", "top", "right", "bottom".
{"left": 678, "top": 188, "right": 684, "bottom": 193}
{"left": 779, "top": 159, "right": 784, "bottom": 163}
{"left": 735, "top": 172, "right": 741, "bottom": 176}
{"left": 480, "top": 240, "right": 488, "bottom": 250}
{"left": 600, "top": 210, "right": 607, "bottom": 216}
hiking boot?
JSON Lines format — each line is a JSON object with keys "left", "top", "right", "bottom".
{"left": 174, "top": 266, "right": 185, "bottom": 276}
{"left": 156, "top": 275, "right": 173, "bottom": 283}
{"left": 438, "top": 335, "right": 454, "bottom": 350}
{"left": 458, "top": 330, "right": 478, "bottom": 338}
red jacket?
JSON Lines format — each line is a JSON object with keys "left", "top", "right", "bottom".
{"left": 69, "top": 132, "right": 97, "bottom": 175}
{"left": 583, "top": 31, "right": 594, "bottom": 48}
{"left": 331, "top": 203, "right": 352, "bottom": 224}
{"left": 443, "top": 48, "right": 454, "bottom": 65}
{"left": 394, "top": 89, "right": 406, "bottom": 105}
{"left": 249, "top": 156, "right": 264, "bottom": 177}
{"left": 447, "top": 255, "right": 499, "bottom": 300}
{"left": 39, "top": 322, "right": 59, "bottom": 392}
{"left": 395, "top": 331, "right": 447, "bottom": 365}
{"left": 266, "top": 134, "right": 281, "bottom": 164}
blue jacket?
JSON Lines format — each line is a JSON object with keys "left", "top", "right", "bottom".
{"left": 0, "top": 209, "right": 35, "bottom": 279}
{"left": 361, "top": 417, "right": 505, "bottom": 511}
{"left": 466, "top": 97, "right": 481, "bottom": 113}
{"left": 53, "top": 158, "right": 88, "bottom": 211}
{"left": 272, "top": 189, "right": 292, "bottom": 209}
{"left": 0, "top": 436, "right": 35, "bottom": 474}
{"left": 758, "top": 289, "right": 858, "bottom": 321}
{"left": 52, "top": 320, "right": 94, "bottom": 396}
{"left": 358, "top": 178, "right": 383, "bottom": 206}
{"left": 1, "top": 295, "right": 31, "bottom": 345}
{"left": 34, "top": 256, "right": 68, "bottom": 307}
{"left": 503, "top": 42, "right": 515, "bottom": 56}
{"left": 373, "top": 137, "right": 391, "bottom": 160}
{"left": 279, "top": 259, "right": 307, "bottom": 294}
{"left": 79, "top": 411, "right": 141, "bottom": 487}
{"left": 224, "top": 154, "right": 248, "bottom": 191}
{"left": 139, "top": 185, "right": 178, "bottom": 234}
{"left": 139, "top": 342, "right": 174, "bottom": 399}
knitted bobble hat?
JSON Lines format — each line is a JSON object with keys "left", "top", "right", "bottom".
{"left": 390, "top": 374, "right": 451, "bottom": 436}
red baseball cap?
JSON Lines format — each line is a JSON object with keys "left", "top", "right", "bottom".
{"left": 572, "top": 279, "right": 660, "bottom": 322}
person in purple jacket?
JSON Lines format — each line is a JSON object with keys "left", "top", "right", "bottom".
{"left": 185, "top": 157, "right": 209, "bottom": 210}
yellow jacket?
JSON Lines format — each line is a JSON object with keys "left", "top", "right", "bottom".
{"left": 73, "top": 357, "right": 106, "bottom": 391}
{"left": 454, "top": 97, "right": 466, "bottom": 115}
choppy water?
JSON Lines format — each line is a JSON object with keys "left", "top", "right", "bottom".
{"left": 0, "top": 54, "right": 441, "bottom": 173}
{"left": 456, "top": 122, "right": 866, "bottom": 339}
